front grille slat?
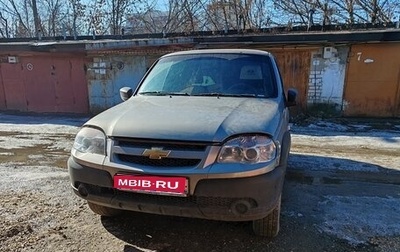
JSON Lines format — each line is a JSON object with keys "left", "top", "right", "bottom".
{"left": 111, "top": 138, "right": 211, "bottom": 168}
{"left": 115, "top": 138, "right": 209, "bottom": 151}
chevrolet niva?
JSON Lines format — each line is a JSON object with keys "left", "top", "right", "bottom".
{"left": 68, "top": 49, "right": 297, "bottom": 237}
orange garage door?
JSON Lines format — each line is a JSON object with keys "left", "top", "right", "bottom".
{"left": 344, "top": 43, "right": 400, "bottom": 117}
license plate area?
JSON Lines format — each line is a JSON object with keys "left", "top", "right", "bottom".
{"left": 113, "top": 174, "right": 188, "bottom": 197}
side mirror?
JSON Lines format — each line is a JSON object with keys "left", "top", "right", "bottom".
{"left": 286, "top": 88, "right": 297, "bottom": 107}
{"left": 120, "top": 87, "right": 133, "bottom": 101}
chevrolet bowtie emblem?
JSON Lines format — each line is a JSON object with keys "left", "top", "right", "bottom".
{"left": 142, "top": 148, "right": 171, "bottom": 159}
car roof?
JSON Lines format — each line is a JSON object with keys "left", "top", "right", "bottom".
{"left": 162, "top": 49, "right": 273, "bottom": 58}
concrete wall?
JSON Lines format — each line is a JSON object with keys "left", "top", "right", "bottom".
{"left": 86, "top": 55, "right": 147, "bottom": 113}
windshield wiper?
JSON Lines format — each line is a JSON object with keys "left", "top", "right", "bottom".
{"left": 227, "top": 93, "right": 257, "bottom": 97}
{"left": 138, "top": 91, "right": 168, "bottom": 96}
{"left": 165, "top": 92, "right": 190, "bottom": 96}
{"left": 138, "top": 91, "right": 190, "bottom": 96}
{"left": 193, "top": 93, "right": 257, "bottom": 98}
{"left": 192, "top": 93, "right": 223, "bottom": 97}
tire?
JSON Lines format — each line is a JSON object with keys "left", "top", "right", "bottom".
{"left": 280, "top": 132, "right": 291, "bottom": 167}
{"left": 252, "top": 196, "right": 281, "bottom": 237}
{"left": 87, "top": 202, "right": 122, "bottom": 217}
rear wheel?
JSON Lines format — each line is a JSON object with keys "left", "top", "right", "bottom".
{"left": 87, "top": 202, "right": 122, "bottom": 217}
{"left": 252, "top": 195, "right": 281, "bottom": 237}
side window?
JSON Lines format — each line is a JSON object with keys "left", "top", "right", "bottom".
{"left": 223, "top": 56, "right": 277, "bottom": 97}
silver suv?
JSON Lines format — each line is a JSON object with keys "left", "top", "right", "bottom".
{"left": 68, "top": 49, "right": 296, "bottom": 237}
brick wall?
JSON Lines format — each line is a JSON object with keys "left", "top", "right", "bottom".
{"left": 308, "top": 70, "right": 323, "bottom": 104}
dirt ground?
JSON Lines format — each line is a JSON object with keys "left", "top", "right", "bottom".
{"left": 0, "top": 114, "right": 399, "bottom": 252}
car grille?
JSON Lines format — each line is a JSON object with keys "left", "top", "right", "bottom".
{"left": 112, "top": 137, "right": 214, "bottom": 168}
{"left": 118, "top": 140, "right": 207, "bottom": 151}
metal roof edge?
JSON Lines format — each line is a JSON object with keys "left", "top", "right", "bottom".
{"left": 0, "top": 28, "right": 399, "bottom": 53}
{"left": 84, "top": 37, "right": 195, "bottom": 51}
{"left": 193, "top": 29, "right": 400, "bottom": 45}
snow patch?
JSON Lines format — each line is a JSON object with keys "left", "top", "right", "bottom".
{"left": 0, "top": 152, "right": 13, "bottom": 156}
{"left": 289, "top": 153, "right": 382, "bottom": 172}
{"left": 0, "top": 135, "right": 53, "bottom": 149}
{"left": 319, "top": 195, "right": 400, "bottom": 245}
{"left": 307, "top": 121, "right": 349, "bottom": 131}
{"left": 348, "top": 124, "right": 372, "bottom": 131}
{"left": 0, "top": 113, "right": 85, "bottom": 134}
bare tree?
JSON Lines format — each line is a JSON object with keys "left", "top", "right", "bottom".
{"left": 87, "top": 0, "right": 107, "bottom": 35}
{"left": 205, "top": 0, "right": 226, "bottom": 30}
{"left": 109, "top": 0, "right": 131, "bottom": 35}
{"left": 272, "top": 0, "right": 315, "bottom": 25}
{"left": 40, "top": 0, "right": 63, "bottom": 37}
{"left": 357, "top": 0, "right": 396, "bottom": 23}
{"left": 273, "top": 0, "right": 399, "bottom": 26}
{"left": 206, "top": 0, "right": 252, "bottom": 31}
{"left": 250, "top": 0, "right": 271, "bottom": 28}
{"left": 67, "top": 0, "right": 86, "bottom": 38}
{"left": 157, "top": 0, "right": 196, "bottom": 33}
{"left": 0, "top": 11, "right": 9, "bottom": 37}
{"left": 0, "top": 0, "right": 33, "bottom": 37}
{"left": 1, "top": 0, "right": 399, "bottom": 38}
{"left": 127, "top": 0, "right": 204, "bottom": 34}
{"left": 127, "top": 1, "right": 163, "bottom": 33}
{"left": 179, "top": 0, "right": 205, "bottom": 32}
{"left": 31, "top": 0, "right": 41, "bottom": 36}
{"left": 329, "top": 0, "right": 366, "bottom": 24}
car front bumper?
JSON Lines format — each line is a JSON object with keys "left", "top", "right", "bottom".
{"left": 68, "top": 157, "right": 285, "bottom": 221}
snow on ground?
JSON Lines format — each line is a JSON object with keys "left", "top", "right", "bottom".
{"left": 319, "top": 195, "right": 400, "bottom": 245}
{"left": 0, "top": 113, "right": 87, "bottom": 151}
{"left": 291, "top": 121, "right": 400, "bottom": 171}
{"left": 290, "top": 120, "right": 400, "bottom": 245}
{"left": 0, "top": 113, "right": 86, "bottom": 134}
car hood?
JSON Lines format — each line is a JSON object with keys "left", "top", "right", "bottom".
{"left": 85, "top": 96, "right": 282, "bottom": 143}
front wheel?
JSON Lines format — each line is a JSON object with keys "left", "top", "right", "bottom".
{"left": 252, "top": 196, "right": 281, "bottom": 237}
{"left": 87, "top": 202, "right": 122, "bottom": 217}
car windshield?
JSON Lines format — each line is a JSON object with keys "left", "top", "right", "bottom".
{"left": 137, "top": 53, "right": 278, "bottom": 98}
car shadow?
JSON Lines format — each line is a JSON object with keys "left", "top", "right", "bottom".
{"left": 101, "top": 212, "right": 256, "bottom": 252}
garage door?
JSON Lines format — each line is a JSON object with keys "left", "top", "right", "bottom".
{"left": 343, "top": 44, "right": 400, "bottom": 117}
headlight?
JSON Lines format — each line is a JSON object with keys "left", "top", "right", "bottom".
{"left": 217, "top": 135, "right": 276, "bottom": 164}
{"left": 73, "top": 127, "right": 106, "bottom": 155}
